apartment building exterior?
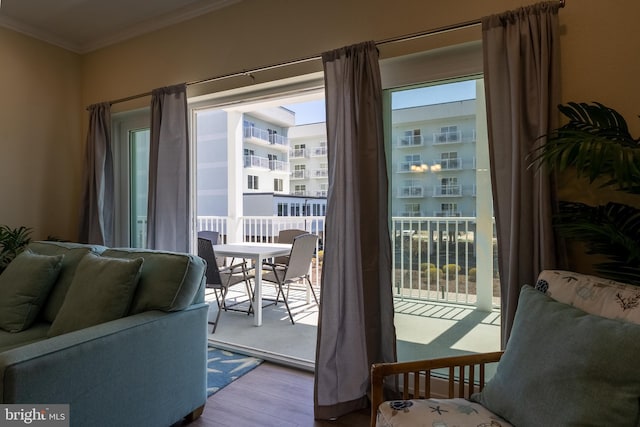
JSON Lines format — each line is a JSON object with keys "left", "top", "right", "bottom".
{"left": 390, "top": 99, "right": 478, "bottom": 218}
{"left": 196, "top": 106, "right": 327, "bottom": 219}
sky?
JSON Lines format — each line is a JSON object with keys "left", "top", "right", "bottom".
{"left": 285, "top": 80, "right": 476, "bottom": 125}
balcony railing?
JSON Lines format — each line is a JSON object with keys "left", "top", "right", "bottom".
{"left": 433, "top": 131, "right": 462, "bottom": 144}
{"left": 243, "top": 126, "right": 289, "bottom": 148}
{"left": 244, "top": 155, "right": 289, "bottom": 172}
{"left": 398, "top": 186, "right": 424, "bottom": 198}
{"left": 433, "top": 185, "right": 462, "bottom": 196}
{"left": 290, "top": 148, "right": 308, "bottom": 159}
{"left": 312, "top": 169, "right": 328, "bottom": 178}
{"left": 190, "top": 215, "right": 498, "bottom": 310}
{"left": 312, "top": 146, "right": 327, "bottom": 157}
{"left": 397, "top": 134, "right": 424, "bottom": 147}
{"left": 270, "top": 159, "right": 290, "bottom": 173}
{"left": 290, "top": 169, "right": 309, "bottom": 180}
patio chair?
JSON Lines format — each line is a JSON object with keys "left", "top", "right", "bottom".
{"left": 197, "top": 237, "right": 255, "bottom": 333}
{"left": 273, "top": 228, "right": 307, "bottom": 265}
{"left": 198, "top": 230, "right": 224, "bottom": 267}
{"left": 262, "top": 233, "right": 319, "bottom": 324}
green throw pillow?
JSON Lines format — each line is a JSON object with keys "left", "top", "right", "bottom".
{"left": 471, "top": 285, "right": 640, "bottom": 426}
{"left": 47, "top": 253, "right": 144, "bottom": 337}
{"left": 0, "top": 250, "right": 64, "bottom": 332}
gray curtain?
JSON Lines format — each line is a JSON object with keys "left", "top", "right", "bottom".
{"left": 146, "top": 84, "right": 190, "bottom": 252}
{"left": 482, "top": 1, "right": 564, "bottom": 345}
{"left": 79, "top": 102, "right": 114, "bottom": 246}
{"left": 314, "top": 41, "right": 396, "bottom": 420}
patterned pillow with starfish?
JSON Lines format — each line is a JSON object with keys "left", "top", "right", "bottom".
{"left": 376, "top": 397, "right": 512, "bottom": 427}
{"left": 535, "top": 270, "right": 640, "bottom": 324}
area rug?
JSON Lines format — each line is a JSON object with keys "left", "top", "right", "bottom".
{"left": 207, "top": 346, "right": 263, "bottom": 396}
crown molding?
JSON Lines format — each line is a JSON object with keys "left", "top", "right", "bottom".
{"left": 0, "top": 0, "right": 242, "bottom": 54}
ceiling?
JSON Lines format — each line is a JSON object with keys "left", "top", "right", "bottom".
{"left": 0, "top": 0, "right": 242, "bottom": 54}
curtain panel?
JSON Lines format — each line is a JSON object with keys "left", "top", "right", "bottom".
{"left": 482, "top": 1, "right": 564, "bottom": 345}
{"left": 146, "top": 83, "right": 190, "bottom": 252}
{"left": 314, "top": 41, "right": 396, "bottom": 420}
{"left": 79, "top": 102, "right": 114, "bottom": 246}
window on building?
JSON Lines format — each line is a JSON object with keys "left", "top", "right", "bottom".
{"left": 440, "top": 203, "right": 458, "bottom": 216}
{"left": 291, "top": 203, "right": 301, "bottom": 216}
{"left": 441, "top": 152, "right": 459, "bottom": 169}
{"left": 294, "top": 184, "right": 306, "bottom": 196}
{"left": 248, "top": 175, "right": 259, "bottom": 189}
{"left": 277, "top": 203, "right": 288, "bottom": 216}
{"left": 274, "top": 178, "right": 283, "bottom": 192}
{"left": 439, "top": 125, "right": 459, "bottom": 142}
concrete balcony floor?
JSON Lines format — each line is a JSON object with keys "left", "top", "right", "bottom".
{"left": 206, "top": 283, "right": 501, "bottom": 372}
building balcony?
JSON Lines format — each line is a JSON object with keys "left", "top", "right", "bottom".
{"left": 244, "top": 155, "right": 290, "bottom": 173}
{"left": 433, "top": 185, "right": 462, "bottom": 197}
{"left": 432, "top": 130, "right": 476, "bottom": 145}
{"left": 290, "top": 170, "right": 309, "bottom": 180}
{"left": 312, "top": 169, "right": 328, "bottom": 178}
{"left": 315, "top": 190, "right": 328, "bottom": 197}
{"left": 398, "top": 161, "right": 427, "bottom": 173}
{"left": 244, "top": 126, "right": 289, "bottom": 150}
{"left": 398, "top": 186, "right": 424, "bottom": 198}
{"left": 433, "top": 211, "right": 462, "bottom": 217}
{"left": 311, "top": 147, "right": 327, "bottom": 157}
{"left": 289, "top": 148, "right": 308, "bottom": 159}
{"left": 397, "top": 134, "right": 424, "bottom": 148}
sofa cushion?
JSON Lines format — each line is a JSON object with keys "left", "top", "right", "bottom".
{"left": 376, "top": 397, "right": 512, "bottom": 427}
{"left": 27, "top": 241, "right": 107, "bottom": 323}
{"left": 536, "top": 269, "right": 640, "bottom": 324}
{"left": 471, "top": 285, "right": 640, "bottom": 426}
{"left": 0, "top": 251, "right": 64, "bottom": 332}
{"left": 102, "top": 248, "right": 206, "bottom": 314}
{"left": 0, "top": 322, "right": 50, "bottom": 353}
{"left": 47, "top": 253, "right": 144, "bottom": 337}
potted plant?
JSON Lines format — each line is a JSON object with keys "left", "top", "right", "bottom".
{"left": 0, "top": 225, "right": 32, "bottom": 272}
{"left": 530, "top": 102, "right": 640, "bottom": 285}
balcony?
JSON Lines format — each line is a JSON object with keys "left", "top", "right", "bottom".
{"left": 311, "top": 146, "right": 327, "bottom": 157}
{"left": 243, "top": 126, "right": 289, "bottom": 150}
{"left": 397, "top": 134, "right": 424, "bottom": 148}
{"left": 244, "top": 155, "right": 290, "bottom": 173}
{"left": 315, "top": 190, "right": 328, "bottom": 197}
{"left": 437, "top": 158, "right": 462, "bottom": 170}
{"left": 289, "top": 148, "right": 308, "bottom": 159}
{"left": 123, "top": 214, "right": 499, "bottom": 366}
{"left": 433, "top": 211, "right": 462, "bottom": 217}
{"left": 433, "top": 185, "right": 462, "bottom": 197}
{"left": 398, "top": 186, "right": 424, "bottom": 198}
{"left": 312, "top": 168, "right": 328, "bottom": 178}
{"left": 398, "top": 161, "right": 425, "bottom": 173}
{"left": 290, "top": 169, "right": 309, "bottom": 180}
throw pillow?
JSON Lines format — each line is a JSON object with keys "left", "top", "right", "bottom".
{"left": 0, "top": 250, "right": 64, "bottom": 332}
{"left": 471, "top": 285, "right": 640, "bottom": 427}
{"left": 47, "top": 253, "right": 144, "bottom": 337}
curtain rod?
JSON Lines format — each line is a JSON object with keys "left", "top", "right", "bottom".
{"left": 101, "top": 0, "right": 565, "bottom": 108}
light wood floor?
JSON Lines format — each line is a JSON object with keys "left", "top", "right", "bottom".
{"left": 181, "top": 362, "right": 370, "bottom": 427}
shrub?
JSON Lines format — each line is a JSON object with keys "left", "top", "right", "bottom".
{"left": 442, "top": 264, "right": 461, "bottom": 276}
{"left": 423, "top": 265, "right": 442, "bottom": 281}
{"left": 468, "top": 267, "right": 477, "bottom": 282}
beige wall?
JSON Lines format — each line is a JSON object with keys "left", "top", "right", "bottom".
{"left": 0, "top": 27, "right": 81, "bottom": 240}
{"left": 4, "top": 0, "right": 640, "bottom": 263}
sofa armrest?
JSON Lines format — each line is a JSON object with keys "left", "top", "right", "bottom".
{"left": 0, "top": 303, "right": 209, "bottom": 427}
{"left": 370, "top": 351, "right": 504, "bottom": 427}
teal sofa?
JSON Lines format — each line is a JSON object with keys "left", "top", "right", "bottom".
{"left": 0, "top": 241, "right": 208, "bottom": 427}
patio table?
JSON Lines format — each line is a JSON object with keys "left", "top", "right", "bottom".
{"left": 212, "top": 242, "right": 292, "bottom": 326}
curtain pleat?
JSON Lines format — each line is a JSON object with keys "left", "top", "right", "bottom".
{"left": 146, "top": 83, "right": 190, "bottom": 252}
{"left": 482, "top": 1, "right": 565, "bottom": 345}
{"left": 79, "top": 102, "right": 114, "bottom": 246}
{"left": 314, "top": 41, "right": 396, "bottom": 420}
